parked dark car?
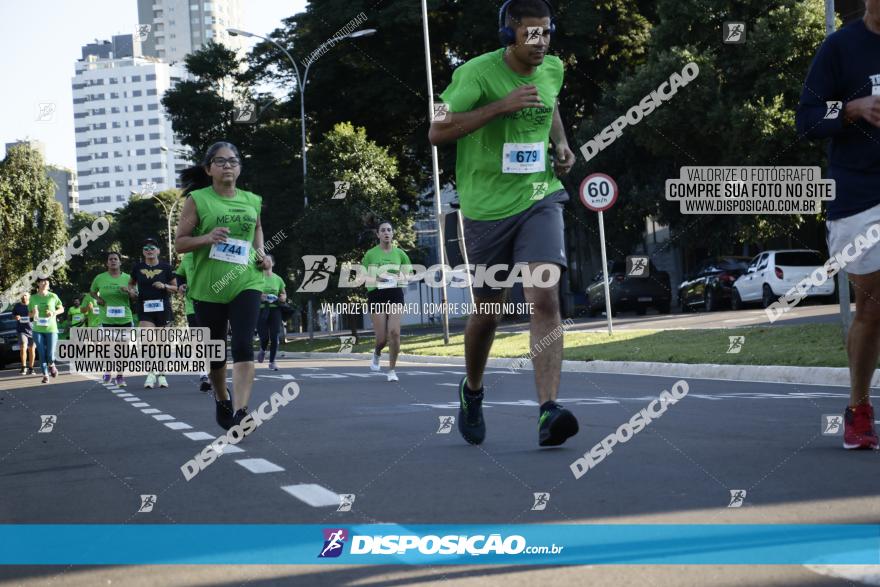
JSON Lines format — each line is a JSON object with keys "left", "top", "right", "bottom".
{"left": 0, "top": 312, "right": 21, "bottom": 370}
{"left": 678, "top": 256, "right": 751, "bottom": 312}
{"left": 586, "top": 260, "right": 672, "bottom": 316}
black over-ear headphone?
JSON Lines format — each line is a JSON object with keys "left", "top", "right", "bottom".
{"left": 498, "top": 0, "right": 556, "bottom": 46}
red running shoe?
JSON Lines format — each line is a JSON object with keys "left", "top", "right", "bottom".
{"left": 844, "top": 404, "right": 879, "bottom": 450}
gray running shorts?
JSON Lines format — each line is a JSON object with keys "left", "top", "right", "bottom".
{"left": 461, "top": 190, "right": 569, "bottom": 298}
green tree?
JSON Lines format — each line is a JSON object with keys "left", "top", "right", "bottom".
{"left": 55, "top": 211, "right": 118, "bottom": 301}
{"left": 571, "top": 0, "right": 830, "bottom": 266}
{"left": 289, "top": 122, "right": 411, "bottom": 333}
{"left": 0, "top": 144, "right": 68, "bottom": 295}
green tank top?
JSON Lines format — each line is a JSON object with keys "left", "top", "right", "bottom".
{"left": 189, "top": 186, "right": 264, "bottom": 304}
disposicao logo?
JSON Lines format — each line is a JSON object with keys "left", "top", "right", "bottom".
{"left": 319, "top": 528, "right": 348, "bottom": 558}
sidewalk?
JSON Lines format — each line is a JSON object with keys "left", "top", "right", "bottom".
{"left": 281, "top": 350, "right": 870, "bottom": 388}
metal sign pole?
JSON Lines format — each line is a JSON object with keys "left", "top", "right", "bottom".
{"left": 580, "top": 173, "right": 620, "bottom": 336}
{"left": 598, "top": 210, "right": 613, "bottom": 335}
{"left": 421, "top": 0, "right": 450, "bottom": 344}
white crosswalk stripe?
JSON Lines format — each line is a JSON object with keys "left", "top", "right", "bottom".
{"left": 235, "top": 458, "right": 284, "bottom": 473}
{"left": 281, "top": 484, "right": 341, "bottom": 507}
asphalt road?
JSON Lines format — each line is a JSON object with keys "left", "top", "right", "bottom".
{"left": 1, "top": 357, "right": 876, "bottom": 586}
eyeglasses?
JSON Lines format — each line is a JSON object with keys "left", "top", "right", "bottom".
{"left": 143, "top": 245, "right": 158, "bottom": 251}
{"left": 211, "top": 157, "right": 240, "bottom": 168}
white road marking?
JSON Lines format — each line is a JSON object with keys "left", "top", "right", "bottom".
{"left": 116, "top": 393, "right": 133, "bottom": 398}
{"left": 165, "top": 422, "right": 192, "bottom": 430}
{"left": 183, "top": 432, "right": 216, "bottom": 441}
{"left": 132, "top": 403, "right": 150, "bottom": 407}
{"left": 219, "top": 445, "right": 244, "bottom": 454}
{"left": 141, "top": 408, "right": 161, "bottom": 414}
{"left": 153, "top": 414, "right": 175, "bottom": 421}
{"left": 235, "top": 458, "right": 284, "bottom": 474}
{"left": 281, "top": 484, "right": 341, "bottom": 507}
{"left": 124, "top": 398, "right": 141, "bottom": 402}
{"left": 437, "top": 383, "right": 459, "bottom": 387}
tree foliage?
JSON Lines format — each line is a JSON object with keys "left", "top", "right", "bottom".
{"left": 0, "top": 145, "right": 68, "bottom": 294}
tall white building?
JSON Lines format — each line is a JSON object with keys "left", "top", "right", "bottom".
{"left": 137, "top": 0, "right": 245, "bottom": 64}
{"left": 72, "top": 35, "right": 188, "bottom": 214}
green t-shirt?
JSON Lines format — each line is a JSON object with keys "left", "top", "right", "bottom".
{"left": 28, "top": 292, "right": 63, "bottom": 334}
{"left": 188, "top": 186, "right": 264, "bottom": 304}
{"left": 175, "top": 253, "right": 195, "bottom": 315}
{"left": 261, "top": 272, "right": 286, "bottom": 308}
{"left": 80, "top": 294, "right": 102, "bottom": 328}
{"left": 69, "top": 307, "right": 85, "bottom": 327}
{"left": 361, "top": 246, "right": 413, "bottom": 292}
{"left": 439, "top": 48, "right": 564, "bottom": 221}
{"left": 89, "top": 272, "right": 134, "bottom": 325}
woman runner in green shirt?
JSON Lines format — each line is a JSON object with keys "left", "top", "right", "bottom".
{"left": 28, "top": 277, "right": 64, "bottom": 384}
{"left": 175, "top": 141, "right": 265, "bottom": 433}
{"left": 256, "top": 253, "right": 287, "bottom": 371}
{"left": 362, "top": 220, "right": 412, "bottom": 382}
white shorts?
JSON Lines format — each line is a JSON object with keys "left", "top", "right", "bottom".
{"left": 826, "top": 202, "right": 880, "bottom": 276}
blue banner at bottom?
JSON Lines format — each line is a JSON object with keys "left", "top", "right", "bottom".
{"left": 0, "top": 525, "right": 877, "bottom": 565}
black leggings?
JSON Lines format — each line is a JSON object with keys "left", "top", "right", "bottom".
{"left": 194, "top": 289, "right": 261, "bottom": 370}
{"left": 258, "top": 306, "right": 283, "bottom": 362}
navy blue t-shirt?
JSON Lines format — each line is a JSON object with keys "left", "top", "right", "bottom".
{"left": 12, "top": 302, "right": 32, "bottom": 334}
{"left": 795, "top": 20, "right": 880, "bottom": 220}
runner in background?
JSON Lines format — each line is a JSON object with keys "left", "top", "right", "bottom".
{"left": 175, "top": 251, "right": 212, "bottom": 392}
{"left": 28, "top": 277, "right": 63, "bottom": 384}
{"left": 257, "top": 254, "right": 287, "bottom": 371}
{"left": 90, "top": 251, "right": 134, "bottom": 386}
{"left": 362, "top": 220, "right": 412, "bottom": 382}
{"left": 129, "top": 237, "right": 178, "bottom": 389}
{"left": 68, "top": 296, "right": 86, "bottom": 331}
{"left": 175, "top": 141, "right": 264, "bottom": 433}
{"left": 12, "top": 293, "right": 36, "bottom": 376}
{"left": 80, "top": 293, "right": 102, "bottom": 328}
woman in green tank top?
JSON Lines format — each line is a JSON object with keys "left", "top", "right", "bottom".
{"left": 175, "top": 141, "right": 267, "bottom": 434}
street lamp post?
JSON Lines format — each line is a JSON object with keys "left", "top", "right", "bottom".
{"left": 228, "top": 26, "right": 377, "bottom": 340}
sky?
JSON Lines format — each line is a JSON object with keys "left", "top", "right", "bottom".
{"left": 0, "top": 0, "right": 308, "bottom": 170}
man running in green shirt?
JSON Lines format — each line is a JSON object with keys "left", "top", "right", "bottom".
{"left": 90, "top": 251, "right": 134, "bottom": 386}
{"left": 428, "top": 0, "right": 578, "bottom": 447}
{"left": 80, "top": 293, "right": 103, "bottom": 328}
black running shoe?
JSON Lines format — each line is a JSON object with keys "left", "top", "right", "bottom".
{"left": 199, "top": 376, "right": 212, "bottom": 393}
{"left": 232, "top": 408, "right": 249, "bottom": 433}
{"left": 538, "top": 401, "right": 579, "bottom": 447}
{"left": 457, "top": 377, "right": 486, "bottom": 445}
{"left": 215, "top": 397, "right": 234, "bottom": 430}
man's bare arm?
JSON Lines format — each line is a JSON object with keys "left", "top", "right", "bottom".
{"left": 550, "top": 101, "right": 568, "bottom": 148}
{"left": 428, "top": 85, "right": 545, "bottom": 146}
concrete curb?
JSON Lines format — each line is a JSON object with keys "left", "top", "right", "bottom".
{"left": 282, "top": 352, "right": 863, "bottom": 388}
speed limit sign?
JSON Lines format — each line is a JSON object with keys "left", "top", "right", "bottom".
{"left": 579, "top": 173, "right": 619, "bottom": 212}
{"left": 579, "top": 173, "right": 619, "bottom": 336}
